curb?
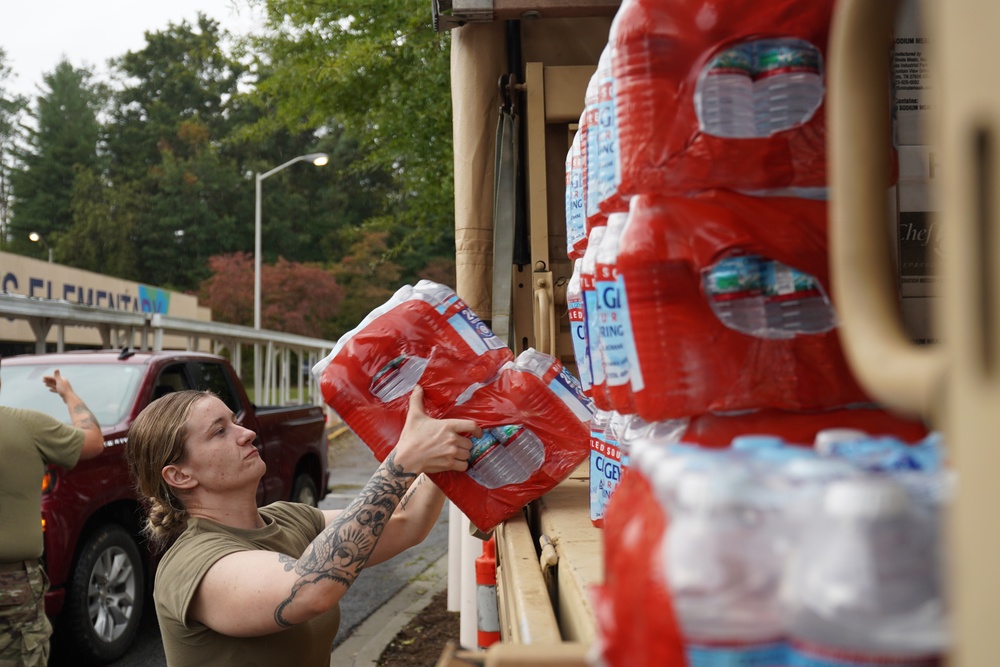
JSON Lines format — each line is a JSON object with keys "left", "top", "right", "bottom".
{"left": 327, "top": 424, "right": 352, "bottom": 442}
{"left": 330, "top": 553, "right": 450, "bottom": 667}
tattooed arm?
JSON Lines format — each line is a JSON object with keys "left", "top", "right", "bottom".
{"left": 44, "top": 369, "right": 103, "bottom": 459}
{"left": 324, "top": 473, "right": 448, "bottom": 568}
{"left": 187, "top": 386, "right": 480, "bottom": 637}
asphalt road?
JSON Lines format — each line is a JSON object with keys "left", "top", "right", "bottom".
{"left": 59, "top": 430, "right": 450, "bottom": 667}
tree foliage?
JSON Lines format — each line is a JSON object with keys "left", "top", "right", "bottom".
{"left": 9, "top": 60, "right": 103, "bottom": 259}
{"left": 249, "top": 0, "right": 456, "bottom": 278}
{"left": 199, "top": 252, "right": 344, "bottom": 338}
{"left": 62, "top": 166, "right": 140, "bottom": 279}
{"left": 103, "top": 16, "right": 251, "bottom": 291}
{"left": 4, "top": 4, "right": 460, "bottom": 342}
{"left": 327, "top": 228, "right": 402, "bottom": 335}
{"left": 0, "top": 48, "right": 28, "bottom": 250}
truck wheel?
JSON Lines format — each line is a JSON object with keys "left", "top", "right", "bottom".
{"left": 292, "top": 473, "right": 319, "bottom": 507}
{"left": 61, "top": 524, "right": 145, "bottom": 664}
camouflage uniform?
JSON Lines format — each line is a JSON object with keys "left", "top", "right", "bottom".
{"left": 0, "top": 560, "right": 52, "bottom": 667}
{"left": 0, "top": 403, "right": 87, "bottom": 667}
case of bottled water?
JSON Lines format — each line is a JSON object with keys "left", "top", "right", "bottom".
{"left": 783, "top": 476, "right": 947, "bottom": 666}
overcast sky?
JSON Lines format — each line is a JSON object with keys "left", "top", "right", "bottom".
{"left": 0, "top": 0, "right": 264, "bottom": 99}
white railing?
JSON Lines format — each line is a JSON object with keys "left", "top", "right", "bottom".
{"left": 0, "top": 292, "right": 334, "bottom": 408}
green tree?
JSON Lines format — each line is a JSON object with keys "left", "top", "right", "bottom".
{"left": 106, "top": 14, "right": 247, "bottom": 180}
{"left": 0, "top": 48, "right": 28, "bottom": 251}
{"left": 60, "top": 165, "right": 140, "bottom": 279}
{"left": 328, "top": 228, "right": 403, "bottom": 336}
{"left": 140, "top": 117, "right": 246, "bottom": 290}
{"left": 102, "top": 16, "right": 252, "bottom": 290}
{"left": 245, "top": 123, "right": 395, "bottom": 268}
{"left": 9, "top": 60, "right": 103, "bottom": 259}
{"left": 103, "top": 16, "right": 379, "bottom": 292}
{"left": 250, "top": 0, "right": 456, "bottom": 282}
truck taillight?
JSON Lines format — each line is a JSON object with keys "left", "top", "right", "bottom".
{"left": 41, "top": 470, "right": 55, "bottom": 494}
{"left": 41, "top": 518, "right": 46, "bottom": 532}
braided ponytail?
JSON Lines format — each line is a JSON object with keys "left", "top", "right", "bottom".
{"left": 126, "top": 390, "right": 211, "bottom": 548}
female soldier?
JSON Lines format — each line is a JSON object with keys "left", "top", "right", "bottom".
{"left": 126, "top": 385, "right": 478, "bottom": 666}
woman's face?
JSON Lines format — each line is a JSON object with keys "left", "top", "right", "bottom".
{"left": 175, "top": 395, "right": 264, "bottom": 494}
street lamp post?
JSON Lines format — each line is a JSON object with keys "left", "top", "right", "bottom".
{"left": 253, "top": 152, "right": 329, "bottom": 403}
{"left": 29, "top": 232, "right": 53, "bottom": 263}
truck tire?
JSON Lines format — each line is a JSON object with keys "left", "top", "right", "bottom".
{"left": 60, "top": 524, "right": 145, "bottom": 664}
{"left": 292, "top": 473, "right": 319, "bottom": 507}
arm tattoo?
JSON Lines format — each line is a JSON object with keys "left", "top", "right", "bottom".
{"left": 273, "top": 450, "right": 417, "bottom": 627}
{"left": 399, "top": 475, "right": 426, "bottom": 512}
{"left": 72, "top": 404, "right": 97, "bottom": 430}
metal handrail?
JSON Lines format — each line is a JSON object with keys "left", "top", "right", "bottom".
{"left": 0, "top": 292, "right": 334, "bottom": 407}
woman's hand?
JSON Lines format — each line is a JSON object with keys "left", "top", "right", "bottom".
{"left": 391, "top": 385, "right": 481, "bottom": 475}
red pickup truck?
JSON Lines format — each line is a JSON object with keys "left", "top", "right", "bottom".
{"left": 0, "top": 349, "right": 330, "bottom": 664}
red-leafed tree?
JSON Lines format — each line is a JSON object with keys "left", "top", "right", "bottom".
{"left": 199, "top": 252, "right": 344, "bottom": 339}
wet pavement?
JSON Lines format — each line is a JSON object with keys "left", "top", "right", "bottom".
{"left": 321, "top": 428, "right": 451, "bottom": 649}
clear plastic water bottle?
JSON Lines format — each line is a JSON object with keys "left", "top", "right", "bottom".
{"left": 606, "top": 411, "right": 628, "bottom": 470}
{"left": 619, "top": 413, "right": 655, "bottom": 472}
{"left": 813, "top": 427, "right": 868, "bottom": 456}
{"left": 567, "top": 258, "right": 591, "bottom": 394}
{"left": 696, "top": 44, "right": 756, "bottom": 138}
{"left": 597, "top": 41, "right": 625, "bottom": 215}
{"left": 907, "top": 431, "right": 946, "bottom": 473}
{"left": 702, "top": 253, "right": 767, "bottom": 335}
{"left": 731, "top": 434, "right": 786, "bottom": 453}
{"left": 595, "top": 211, "right": 636, "bottom": 413}
{"left": 752, "top": 38, "right": 825, "bottom": 136}
{"left": 589, "top": 409, "right": 617, "bottom": 527}
{"left": 368, "top": 355, "right": 431, "bottom": 403}
{"left": 661, "top": 468, "right": 786, "bottom": 666}
{"left": 565, "top": 123, "right": 587, "bottom": 260}
{"left": 467, "top": 424, "right": 546, "bottom": 490}
{"left": 766, "top": 455, "right": 861, "bottom": 563}
{"left": 783, "top": 476, "right": 947, "bottom": 665}
{"left": 703, "top": 253, "right": 836, "bottom": 338}
{"left": 585, "top": 59, "right": 604, "bottom": 227}
{"left": 647, "top": 442, "right": 722, "bottom": 513}
{"left": 822, "top": 436, "right": 924, "bottom": 473}
{"left": 760, "top": 259, "right": 837, "bottom": 336}
{"left": 582, "top": 225, "right": 612, "bottom": 410}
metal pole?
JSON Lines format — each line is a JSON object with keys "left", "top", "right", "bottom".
{"left": 254, "top": 172, "right": 263, "bottom": 403}
{"left": 254, "top": 173, "right": 263, "bottom": 333}
{"left": 251, "top": 153, "right": 328, "bottom": 405}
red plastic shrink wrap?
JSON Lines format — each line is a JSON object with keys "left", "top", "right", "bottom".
{"left": 679, "top": 407, "right": 930, "bottom": 448}
{"left": 611, "top": 0, "right": 839, "bottom": 196}
{"left": 436, "top": 350, "right": 593, "bottom": 532}
{"left": 592, "top": 459, "right": 687, "bottom": 667}
{"left": 317, "top": 282, "right": 593, "bottom": 533}
{"left": 617, "top": 190, "right": 870, "bottom": 421}
{"left": 316, "top": 281, "right": 514, "bottom": 455}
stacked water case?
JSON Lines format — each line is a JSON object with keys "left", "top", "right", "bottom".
{"left": 315, "top": 281, "right": 593, "bottom": 534}
{"left": 557, "top": 0, "right": 945, "bottom": 665}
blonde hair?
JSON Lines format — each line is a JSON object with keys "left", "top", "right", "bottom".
{"left": 126, "top": 390, "right": 212, "bottom": 547}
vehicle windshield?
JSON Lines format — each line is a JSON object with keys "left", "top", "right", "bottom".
{"left": 0, "top": 363, "right": 144, "bottom": 429}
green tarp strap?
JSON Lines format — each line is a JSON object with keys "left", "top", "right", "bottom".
{"left": 492, "top": 77, "right": 519, "bottom": 347}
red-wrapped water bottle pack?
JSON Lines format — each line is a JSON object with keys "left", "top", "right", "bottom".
{"left": 611, "top": 0, "right": 842, "bottom": 197}
{"left": 591, "top": 448, "right": 686, "bottom": 667}
{"left": 437, "top": 349, "right": 594, "bottom": 532}
{"left": 315, "top": 281, "right": 514, "bottom": 454}
{"left": 316, "top": 281, "right": 593, "bottom": 533}
{"left": 617, "top": 190, "right": 870, "bottom": 421}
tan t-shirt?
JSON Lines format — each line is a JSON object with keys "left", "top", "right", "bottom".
{"left": 154, "top": 502, "right": 341, "bottom": 667}
{"left": 0, "top": 406, "right": 85, "bottom": 562}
